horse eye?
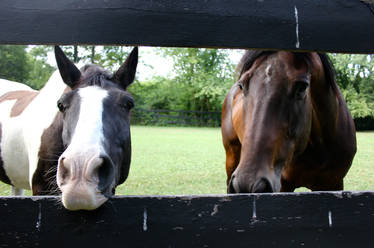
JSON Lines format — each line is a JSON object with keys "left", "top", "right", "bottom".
{"left": 238, "top": 82, "right": 243, "bottom": 90}
{"left": 297, "top": 81, "right": 309, "bottom": 92}
{"left": 57, "top": 100, "right": 70, "bottom": 113}
{"left": 295, "top": 81, "right": 309, "bottom": 100}
{"left": 127, "top": 100, "right": 134, "bottom": 109}
{"left": 120, "top": 100, "right": 134, "bottom": 110}
{"left": 57, "top": 101, "right": 65, "bottom": 112}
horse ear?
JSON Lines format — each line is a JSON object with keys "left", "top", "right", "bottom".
{"left": 113, "top": 47, "right": 138, "bottom": 89}
{"left": 54, "top": 46, "right": 81, "bottom": 88}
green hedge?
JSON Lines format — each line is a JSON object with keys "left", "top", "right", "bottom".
{"left": 354, "top": 116, "right": 374, "bottom": 131}
{"left": 131, "top": 108, "right": 374, "bottom": 131}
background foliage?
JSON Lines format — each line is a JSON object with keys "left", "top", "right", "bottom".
{"left": 330, "top": 54, "right": 374, "bottom": 119}
{"left": 0, "top": 45, "right": 373, "bottom": 128}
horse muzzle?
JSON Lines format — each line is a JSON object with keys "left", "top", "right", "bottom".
{"left": 228, "top": 173, "right": 277, "bottom": 193}
{"left": 56, "top": 154, "right": 115, "bottom": 210}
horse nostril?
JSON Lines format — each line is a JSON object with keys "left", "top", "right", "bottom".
{"left": 97, "top": 156, "right": 115, "bottom": 194}
{"left": 228, "top": 176, "right": 235, "bottom": 193}
{"left": 58, "top": 157, "right": 70, "bottom": 185}
{"left": 252, "top": 178, "right": 273, "bottom": 193}
{"left": 228, "top": 175, "right": 240, "bottom": 193}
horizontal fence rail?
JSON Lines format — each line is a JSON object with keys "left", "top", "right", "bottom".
{"left": 131, "top": 108, "right": 221, "bottom": 127}
{"left": 1, "top": 192, "right": 374, "bottom": 247}
{"left": 131, "top": 109, "right": 374, "bottom": 129}
{"left": 353, "top": 116, "right": 374, "bottom": 131}
{"left": 0, "top": 0, "right": 373, "bottom": 53}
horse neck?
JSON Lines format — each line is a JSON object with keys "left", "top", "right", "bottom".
{"left": 39, "top": 70, "right": 70, "bottom": 95}
{"left": 20, "top": 71, "right": 69, "bottom": 188}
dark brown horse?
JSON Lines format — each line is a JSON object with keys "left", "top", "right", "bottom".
{"left": 222, "top": 50, "right": 356, "bottom": 193}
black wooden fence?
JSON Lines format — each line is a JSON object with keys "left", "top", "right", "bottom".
{"left": 132, "top": 109, "right": 374, "bottom": 130}
{"left": 0, "top": 0, "right": 373, "bottom": 53}
{"left": 0, "top": 0, "right": 373, "bottom": 247}
{"left": 131, "top": 108, "right": 221, "bottom": 127}
{"left": 1, "top": 192, "right": 374, "bottom": 247}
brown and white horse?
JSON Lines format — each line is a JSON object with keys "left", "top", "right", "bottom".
{"left": 0, "top": 46, "right": 138, "bottom": 210}
{"left": 222, "top": 50, "right": 356, "bottom": 193}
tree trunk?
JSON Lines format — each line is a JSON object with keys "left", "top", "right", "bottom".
{"left": 91, "top": 46, "right": 95, "bottom": 63}
{"left": 73, "top": 46, "right": 78, "bottom": 63}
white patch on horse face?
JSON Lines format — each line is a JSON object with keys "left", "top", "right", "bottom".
{"left": 265, "top": 65, "right": 272, "bottom": 77}
{"left": 57, "top": 86, "right": 108, "bottom": 210}
{"left": 265, "top": 64, "right": 272, "bottom": 84}
{"left": 61, "top": 86, "right": 108, "bottom": 159}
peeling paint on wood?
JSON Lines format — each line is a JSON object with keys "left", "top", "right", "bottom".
{"left": 0, "top": 0, "right": 372, "bottom": 53}
{"left": 0, "top": 192, "right": 373, "bottom": 247}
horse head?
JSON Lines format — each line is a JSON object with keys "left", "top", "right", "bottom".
{"left": 54, "top": 46, "right": 138, "bottom": 210}
{"left": 225, "top": 51, "right": 327, "bottom": 193}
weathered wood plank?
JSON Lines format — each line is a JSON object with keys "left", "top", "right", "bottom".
{"left": 0, "top": 191, "right": 374, "bottom": 247}
{"left": 0, "top": 0, "right": 373, "bottom": 53}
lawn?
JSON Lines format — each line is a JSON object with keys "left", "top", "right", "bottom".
{"left": 0, "top": 126, "right": 373, "bottom": 195}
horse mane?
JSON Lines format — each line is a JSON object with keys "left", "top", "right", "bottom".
{"left": 236, "top": 50, "right": 339, "bottom": 94}
{"left": 77, "top": 64, "right": 114, "bottom": 88}
{"left": 317, "top": 53, "right": 339, "bottom": 94}
{"left": 236, "top": 50, "right": 274, "bottom": 78}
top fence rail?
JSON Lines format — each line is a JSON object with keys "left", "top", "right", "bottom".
{"left": 0, "top": 0, "right": 373, "bottom": 53}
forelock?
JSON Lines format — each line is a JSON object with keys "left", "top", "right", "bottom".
{"left": 236, "top": 50, "right": 274, "bottom": 79}
{"left": 77, "top": 64, "right": 114, "bottom": 88}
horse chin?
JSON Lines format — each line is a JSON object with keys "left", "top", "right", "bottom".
{"left": 59, "top": 183, "right": 108, "bottom": 211}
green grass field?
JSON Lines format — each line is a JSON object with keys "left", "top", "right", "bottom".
{"left": 0, "top": 126, "right": 373, "bottom": 195}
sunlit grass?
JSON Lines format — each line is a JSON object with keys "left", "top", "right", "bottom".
{"left": 117, "top": 126, "right": 227, "bottom": 195}
{"left": 344, "top": 131, "right": 374, "bottom": 190}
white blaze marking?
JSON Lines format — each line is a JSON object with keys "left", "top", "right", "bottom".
{"left": 61, "top": 86, "right": 107, "bottom": 159}
{"left": 294, "top": 6, "right": 300, "bottom": 48}
{"left": 265, "top": 64, "right": 272, "bottom": 84}
{"left": 265, "top": 65, "right": 271, "bottom": 77}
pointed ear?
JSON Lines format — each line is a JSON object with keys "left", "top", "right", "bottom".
{"left": 113, "top": 47, "right": 138, "bottom": 89}
{"left": 54, "top": 46, "right": 81, "bottom": 88}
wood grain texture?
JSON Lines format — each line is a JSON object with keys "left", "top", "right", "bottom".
{"left": 0, "top": 0, "right": 373, "bottom": 53}
{"left": 1, "top": 192, "right": 374, "bottom": 247}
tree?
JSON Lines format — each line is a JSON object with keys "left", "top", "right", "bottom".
{"left": 58, "top": 46, "right": 81, "bottom": 63}
{"left": 24, "top": 45, "right": 136, "bottom": 89}
{"left": 24, "top": 46, "right": 55, "bottom": 89}
{"left": 155, "top": 48, "right": 235, "bottom": 112}
{"left": 0, "top": 45, "right": 30, "bottom": 83}
{"left": 96, "top": 46, "right": 133, "bottom": 71}
{"left": 57, "top": 45, "right": 133, "bottom": 70}
{"left": 330, "top": 53, "right": 374, "bottom": 118}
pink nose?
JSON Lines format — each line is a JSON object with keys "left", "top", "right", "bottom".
{"left": 58, "top": 156, "right": 103, "bottom": 185}
{"left": 56, "top": 155, "right": 114, "bottom": 210}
